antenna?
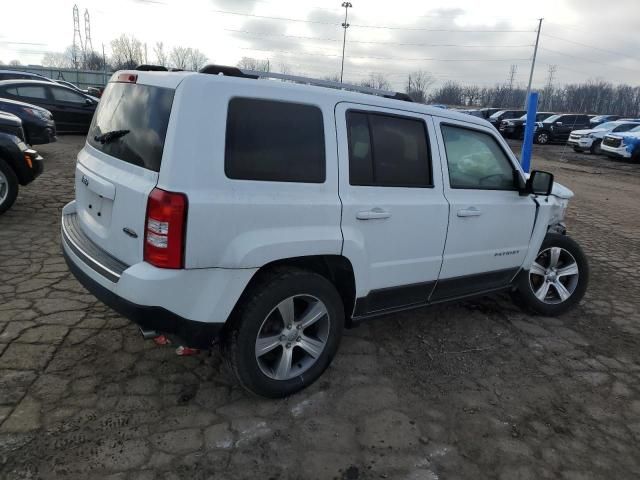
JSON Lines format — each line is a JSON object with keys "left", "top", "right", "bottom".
{"left": 72, "top": 4, "right": 84, "bottom": 69}
{"left": 84, "top": 9, "right": 93, "bottom": 54}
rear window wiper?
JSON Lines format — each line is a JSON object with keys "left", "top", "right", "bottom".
{"left": 94, "top": 129, "right": 130, "bottom": 144}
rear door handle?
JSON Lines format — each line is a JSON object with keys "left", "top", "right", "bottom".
{"left": 457, "top": 207, "right": 482, "bottom": 217}
{"left": 356, "top": 208, "right": 391, "bottom": 220}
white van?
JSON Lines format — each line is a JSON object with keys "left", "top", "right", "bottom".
{"left": 62, "top": 66, "right": 588, "bottom": 397}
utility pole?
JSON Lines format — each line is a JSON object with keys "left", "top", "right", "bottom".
{"left": 544, "top": 65, "right": 557, "bottom": 110}
{"left": 507, "top": 64, "right": 517, "bottom": 105}
{"left": 102, "top": 43, "right": 107, "bottom": 84}
{"left": 72, "top": 4, "right": 84, "bottom": 69}
{"left": 340, "top": 2, "right": 352, "bottom": 83}
{"left": 524, "top": 18, "right": 543, "bottom": 109}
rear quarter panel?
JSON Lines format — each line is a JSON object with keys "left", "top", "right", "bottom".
{"left": 158, "top": 75, "right": 343, "bottom": 269}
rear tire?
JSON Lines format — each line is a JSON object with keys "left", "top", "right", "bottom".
{"left": 515, "top": 233, "right": 589, "bottom": 316}
{"left": 224, "top": 267, "right": 344, "bottom": 398}
{"left": 0, "top": 159, "right": 19, "bottom": 215}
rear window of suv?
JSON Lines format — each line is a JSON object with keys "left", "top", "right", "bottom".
{"left": 87, "top": 82, "right": 175, "bottom": 172}
{"left": 225, "top": 98, "right": 325, "bottom": 183}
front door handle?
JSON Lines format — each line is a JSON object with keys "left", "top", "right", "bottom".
{"left": 457, "top": 207, "right": 482, "bottom": 217}
{"left": 356, "top": 208, "right": 391, "bottom": 220}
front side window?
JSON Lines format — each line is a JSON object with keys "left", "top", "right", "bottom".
{"left": 441, "top": 124, "right": 516, "bottom": 190}
{"left": 51, "top": 87, "right": 86, "bottom": 104}
{"left": 225, "top": 98, "right": 325, "bottom": 183}
{"left": 347, "top": 111, "right": 431, "bottom": 187}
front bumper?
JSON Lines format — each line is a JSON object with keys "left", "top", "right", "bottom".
{"left": 567, "top": 137, "right": 593, "bottom": 149}
{"left": 601, "top": 145, "right": 631, "bottom": 159}
{"left": 61, "top": 202, "right": 256, "bottom": 348}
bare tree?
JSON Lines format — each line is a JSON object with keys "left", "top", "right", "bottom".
{"left": 110, "top": 34, "right": 144, "bottom": 70}
{"left": 360, "top": 73, "right": 391, "bottom": 90}
{"left": 405, "top": 71, "right": 435, "bottom": 103}
{"left": 42, "top": 48, "right": 75, "bottom": 69}
{"left": 278, "top": 63, "right": 292, "bottom": 75}
{"left": 8, "top": 60, "right": 21, "bottom": 66}
{"left": 237, "top": 57, "right": 270, "bottom": 72}
{"left": 430, "top": 81, "right": 465, "bottom": 106}
{"left": 154, "top": 42, "right": 167, "bottom": 67}
{"left": 169, "top": 46, "right": 190, "bottom": 70}
{"left": 188, "top": 48, "right": 208, "bottom": 71}
{"left": 323, "top": 73, "right": 341, "bottom": 82}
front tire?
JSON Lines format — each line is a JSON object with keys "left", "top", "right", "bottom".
{"left": 590, "top": 140, "right": 602, "bottom": 155}
{"left": 535, "top": 132, "right": 550, "bottom": 145}
{"left": 573, "top": 147, "right": 583, "bottom": 153}
{"left": 515, "top": 233, "right": 589, "bottom": 316}
{"left": 0, "top": 159, "right": 19, "bottom": 215}
{"left": 224, "top": 268, "right": 344, "bottom": 398}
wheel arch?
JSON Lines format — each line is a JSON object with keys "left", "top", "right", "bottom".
{"left": 237, "top": 255, "right": 357, "bottom": 327}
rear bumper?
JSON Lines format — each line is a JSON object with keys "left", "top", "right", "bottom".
{"left": 61, "top": 201, "right": 257, "bottom": 348}
{"left": 63, "top": 248, "right": 223, "bottom": 348}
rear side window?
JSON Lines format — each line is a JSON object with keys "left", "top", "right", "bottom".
{"left": 88, "top": 82, "right": 175, "bottom": 172}
{"left": 16, "top": 85, "right": 47, "bottom": 99}
{"left": 225, "top": 98, "right": 325, "bottom": 183}
{"left": 51, "top": 87, "right": 86, "bottom": 104}
{"left": 347, "top": 111, "right": 431, "bottom": 187}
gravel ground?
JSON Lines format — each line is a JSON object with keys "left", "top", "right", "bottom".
{"left": 1, "top": 136, "right": 639, "bottom": 480}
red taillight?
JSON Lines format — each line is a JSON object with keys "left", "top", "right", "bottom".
{"left": 144, "top": 188, "right": 188, "bottom": 269}
{"left": 116, "top": 73, "right": 138, "bottom": 83}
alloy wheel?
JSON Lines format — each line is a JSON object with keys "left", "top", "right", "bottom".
{"left": 0, "top": 170, "right": 8, "bottom": 205}
{"left": 255, "top": 294, "right": 330, "bottom": 380}
{"left": 529, "top": 247, "right": 580, "bottom": 304}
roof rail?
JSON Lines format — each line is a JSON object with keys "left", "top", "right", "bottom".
{"left": 198, "top": 64, "right": 412, "bottom": 102}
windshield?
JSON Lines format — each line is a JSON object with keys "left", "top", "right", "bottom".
{"left": 543, "top": 114, "right": 561, "bottom": 124}
{"left": 489, "top": 110, "right": 506, "bottom": 119}
{"left": 630, "top": 126, "right": 640, "bottom": 132}
{"left": 594, "top": 122, "right": 620, "bottom": 131}
{"left": 87, "top": 82, "right": 174, "bottom": 172}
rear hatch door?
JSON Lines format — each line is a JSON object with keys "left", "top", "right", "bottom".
{"left": 74, "top": 74, "right": 178, "bottom": 266}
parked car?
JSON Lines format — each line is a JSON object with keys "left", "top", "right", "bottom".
{"left": 0, "top": 97, "right": 56, "bottom": 145}
{"left": 61, "top": 67, "right": 589, "bottom": 397}
{"left": 488, "top": 109, "right": 527, "bottom": 129}
{"left": 479, "top": 107, "right": 502, "bottom": 119}
{"left": 0, "top": 80, "right": 98, "bottom": 133}
{"left": 589, "top": 114, "right": 620, "bottom": 128}
{"left": 568, "top": 120, "right": 640, "bottom": 154}
{"left": 0, "top": 112, "right": 44, "bottom": 214}
{"left": 458, "top": 109, "right": 484, "bottom": 118}
{"left": 499, "top": 112, "right": 555, "bottom": 139}
{"left": 600, "top": 127, "right": 640, "bottom": 162}
{"left": 0, "top": 69, "right": 54, "bottom": 83}
{"left": 534, "top": 114, "right": 591, "bottom": 144}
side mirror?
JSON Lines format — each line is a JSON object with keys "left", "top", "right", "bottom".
{"left": 85, "top": 98, "right": 94, "bottom": 106}
{"left": 524, "top": 170, "right": 554, "bottom": 196}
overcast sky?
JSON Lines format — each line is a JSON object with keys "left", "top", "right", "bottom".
{"left": 1, "top": 0, "right": 638, "bottom": 91}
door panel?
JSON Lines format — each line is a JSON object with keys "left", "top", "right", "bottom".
{"left": 432, "top": 117, "right": 536, "bottom": 299}
{"left": 335, "top": 103, "right": 449, "bottom": 314}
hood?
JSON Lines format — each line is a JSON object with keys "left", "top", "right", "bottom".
{"left": 0, "top": 111, "right": 22, "bottom": 127}
{"left": 551, "top": 181, "right": 573, "bottom": 200}
{"left": 572, "top": 128, "right": 603, "bottom": 135}
{"left": 0, "top": 97, "right": 52, "bottom": 115}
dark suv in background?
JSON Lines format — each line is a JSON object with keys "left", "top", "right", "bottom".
{"left": 534, "top": 114, "right": 591, "bottom": 144}
{"left": 499, "top": 112, "right": 555, "bottom": 139}
{"left": 488, "top": 109, "right": 527, "bottom": 129}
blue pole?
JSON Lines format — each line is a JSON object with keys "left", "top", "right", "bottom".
{"left": 520, "top": 91, "right": 539, "bottom": 173}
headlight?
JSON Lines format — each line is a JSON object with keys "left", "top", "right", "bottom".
{"left": 21, "top": 107, "right": 50, "bottom": 121}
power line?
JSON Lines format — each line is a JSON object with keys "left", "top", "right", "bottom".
{"left": 542, "top": 33, "right": 640, "bottom": 63}
{"left": 224, "top": 28, "right": 534, "bottom": 48}
{"left": 239, "top": 46, "right": 530, "bottom": 62}
{"left": 539, "top": 47, "right": 639, "bottom": 73}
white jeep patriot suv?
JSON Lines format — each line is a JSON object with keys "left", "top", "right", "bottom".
{"left": 62, "top": 66, "right": 588, "bottom": 397}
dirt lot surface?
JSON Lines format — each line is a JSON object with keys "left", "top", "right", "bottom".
{"left": 1, "top": 136, "right": 640, "bottom": 480}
